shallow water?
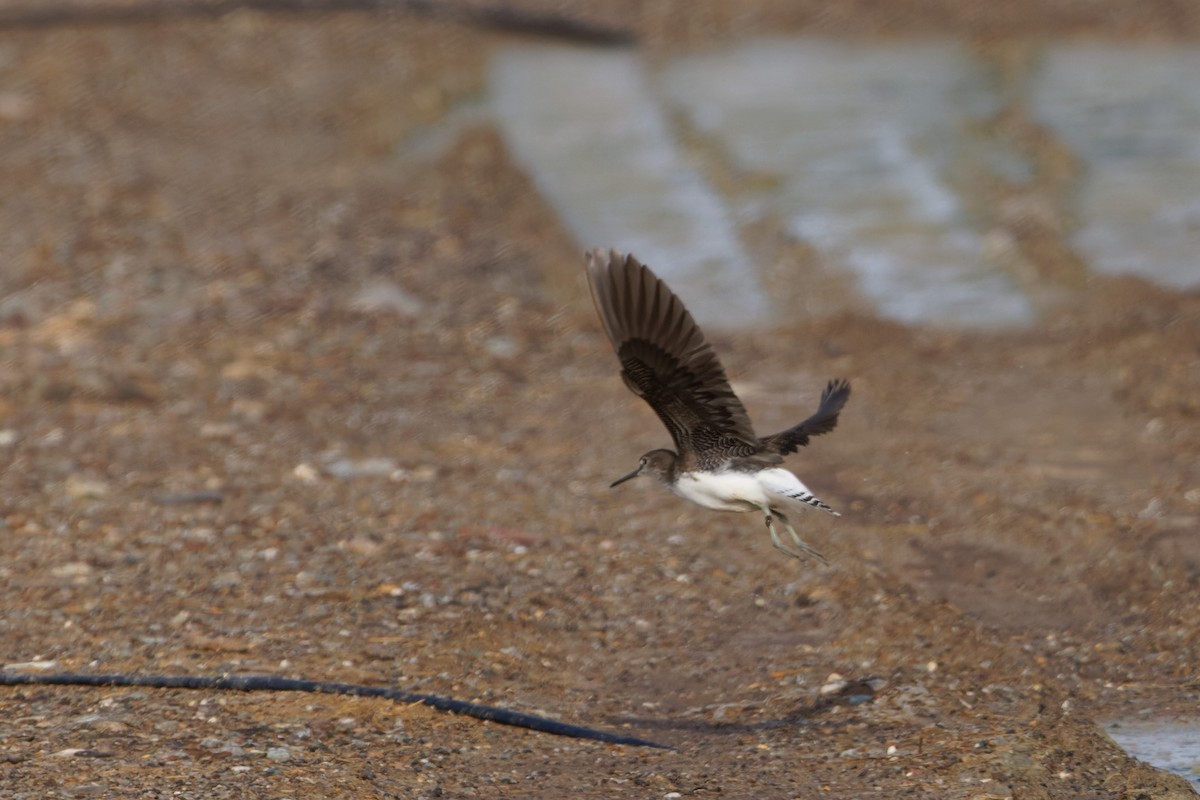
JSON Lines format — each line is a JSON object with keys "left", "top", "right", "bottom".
{"left": 659, "top": 39, "right": 1035, "bottom": 329}
{"left": 487, "top": 38, "right": 1200, "bottom": 329}
{"left": 1031, "top": 44, "right": 1200, "bottom": 290}
{"left": 489, "top": 47, "right": 767, "bottom": 328}
{"left": 1105, "top": 722, "right": 1200, "bottom": 789}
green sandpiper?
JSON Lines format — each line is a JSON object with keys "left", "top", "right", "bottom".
{"left": 586, "top": 248, "right": 850, "bottom": 563}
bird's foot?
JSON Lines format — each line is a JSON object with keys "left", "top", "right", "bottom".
{"left": 783, "top": 518, "right": 828, "bottom": 564}
{"left": 766, "top": 514, "right": 828, "bottom": 565}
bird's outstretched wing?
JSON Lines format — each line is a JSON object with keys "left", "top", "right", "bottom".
{"left": 760, "top": 378, "right": 851, "bottom": 456}
{"left": 586, "top": 248, "right": 761, "bottom": 467}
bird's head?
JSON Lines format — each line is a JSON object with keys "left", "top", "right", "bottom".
{"left": 610, "top": 449, "right": 678, "bottom": 488}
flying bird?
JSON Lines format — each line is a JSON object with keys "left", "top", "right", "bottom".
{"left": 586, "top": 248, "right": 850, "bottom": 562}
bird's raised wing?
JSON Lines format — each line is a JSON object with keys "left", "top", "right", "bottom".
{"left": 760, "top": 378, "right": 851, "bottom": 456}
{"left": 586, "top": 248, "right": 760, "bottom": 466}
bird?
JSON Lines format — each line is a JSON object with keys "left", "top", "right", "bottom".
{"left": 585, "top": 248, "right": 850, "bottom": 563}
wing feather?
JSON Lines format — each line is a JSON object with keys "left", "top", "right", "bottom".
{"left": 585, "top": 248, "right": 760, "bottom": 467}
{"left": 759, "top": 378, "right": 851, "bottom": 455}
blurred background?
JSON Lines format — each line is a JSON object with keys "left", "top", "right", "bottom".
{"left": 0, "top": 1, "right": 1197, "bottom": 797}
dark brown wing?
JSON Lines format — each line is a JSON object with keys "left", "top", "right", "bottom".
{"left": 585, "top": 248, "right": 761, "bottom": 467}
{"left": 760, "top": 378, "right": 851, "bottom": 456}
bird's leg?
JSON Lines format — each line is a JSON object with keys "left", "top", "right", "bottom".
{"left": 763, "top": 507, "right": 814, "bottom": 562}
{"left": 764, "top": 508, "right": 788, "bottom": 553}
{"left": 777, "top": 512, "right": 828, "bottom": 565}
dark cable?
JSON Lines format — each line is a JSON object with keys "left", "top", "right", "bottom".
{"left": 0, "top": 671, "right": 670, "bottom": 749}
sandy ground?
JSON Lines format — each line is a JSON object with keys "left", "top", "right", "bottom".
{"left": 0, "top": 2, "right": 1198, "bottom": 798}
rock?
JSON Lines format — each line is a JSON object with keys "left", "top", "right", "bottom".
{"left": 348, "top": 281, "right": 424, "bottom": 316}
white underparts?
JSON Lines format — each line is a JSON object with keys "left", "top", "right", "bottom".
{"left": 672, "top": 467, "right": 838, "bottom": 517}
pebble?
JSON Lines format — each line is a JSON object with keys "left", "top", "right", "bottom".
{"left": 199, "top": 422, "right": 238, "bottom": 440}
{"left": 325, "top": 457, "right": 398, "bottom": 479}
{"left": 52, "top": 749, "right": 111, "bottom": 758}
{"left": 4, "top": 660, "right": 59, "bottom": 671}
{"left": 50, "top": 562, "right": 93, "bottom": 579}
{"left": 820, "top": 673, "right": 847, "bottom": 695}
{"left": 209, "top": 571, "right": 242, "bottom": 589}
{"left": 348, "top": 281, "right": 424, "bottom": 316}
{"left": 181, "top": 527, "right": 217, "bottom": 544}
{"left": 201, "top": 738, "right": 246, "bottom": 758}
{"left": 64, "top": 476, "right": 109, "bottom": 499}
{"left": 484, "top": 335, "right": 518, "bottom": 358}
{"left": 396, "top": 465, "right": 437, "bottom": 483}
{"left": 292, "top": 463, "right": 320, "bottom": 483}
{"left": 266, "top": 746, "right": 291, "bottom": 761}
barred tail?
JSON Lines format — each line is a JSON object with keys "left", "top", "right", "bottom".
{"left": 758, "top": 468, "right": 841, "bottom": 517}
{"left": 783, "top": 488, "right": 840, "bottom": 517}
